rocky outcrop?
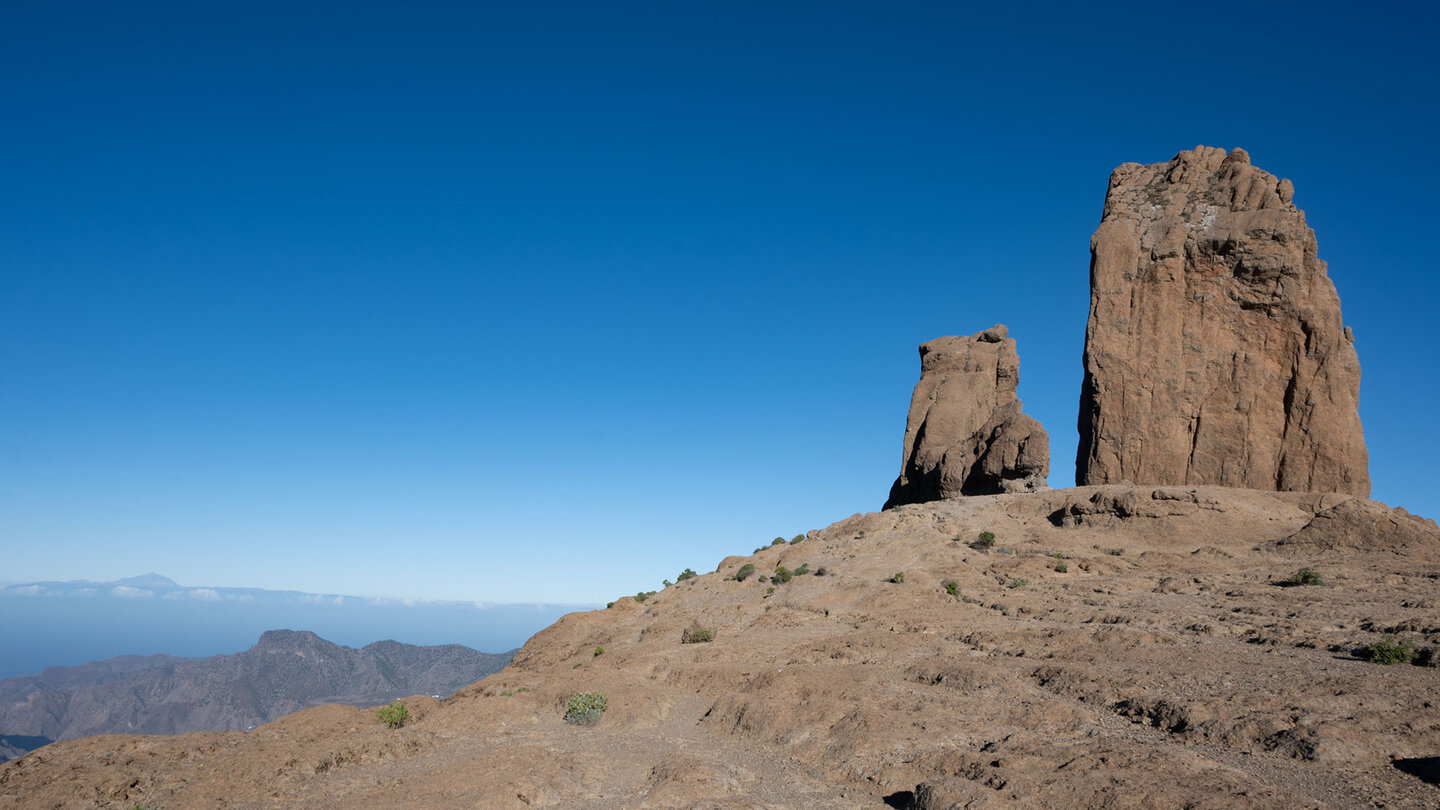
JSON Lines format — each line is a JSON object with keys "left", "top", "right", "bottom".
{"left": 1271, "top": 498, "right": 1440, "bottom": 554}
{"left": 1076, "top": 146, "right": 1369, "bottom": 495}
{"left": 885, "top": 325, "right": 1049, "bottom": 507}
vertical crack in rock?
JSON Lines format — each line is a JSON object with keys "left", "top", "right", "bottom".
{"left": 1076, "top": 146, "right": 1369, "bottom": 495}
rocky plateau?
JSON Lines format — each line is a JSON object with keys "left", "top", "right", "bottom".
{"left": 3, "top": 487, "right": 1439, "bottom": 809}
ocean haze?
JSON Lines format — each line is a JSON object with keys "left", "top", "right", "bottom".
{"left": 0, "top": 574, "right": 590, "bottom": 679}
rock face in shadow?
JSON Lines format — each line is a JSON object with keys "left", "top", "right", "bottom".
{"left": 1076, "top": 146, "right": 1369, "bottom": 495}
{"left": 885, "top": 324, "right": 1049, "bottom": 508}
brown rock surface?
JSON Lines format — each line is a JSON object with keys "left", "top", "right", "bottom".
{"left": 1077, "top": 146, "right": 1369, "bottom": 495}
{"left": 886, "top": 324, "right": 1050, "bottom": 507}
{"left": 5, "top": 488, "right": 1440, "bottom": 809}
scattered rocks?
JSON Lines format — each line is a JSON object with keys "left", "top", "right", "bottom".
{"left": 1077, "top": 146, "right": 1369, "bottom": 495}
{"left": 1271, "top": 498, "right": 1440, "bottom": 553}
{"left": 886, "top": 325, "right": 1049, "bottom": 507}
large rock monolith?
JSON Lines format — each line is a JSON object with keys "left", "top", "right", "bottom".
{"left": 1076, "top": 146, "right": 1369, "bottom": 495}
{"left": 885, "top": 324, "right": 1049, "bottom": 508}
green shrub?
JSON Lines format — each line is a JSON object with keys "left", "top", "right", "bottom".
{"left": 593, "top": 645, "right": 604, "bottom": 657}
{"left": 1054, "top": 563, "right": 1068, "bottom": 573}
{"left": 677, "top": 568, "right": 698, "bottom": 582}
{"left": 376, "top": 701, "right": 410, "bottom": 729}
{"left": 969, "top": 532, "right": 996, "bottom": 551}
{"left": 793, "top": 563, "right": 811, "bottom": 576}
{"left": 1287, "top": 567, "right": 1324, "bottom": 586}
{"left": 605, "top": 601, "right": 614, "bottom": 608}
{"left": 772, "top": 537, "right": 786, "bottom": 546}
{"left": 791, "top": 534, "right": 805, "bottom": 544}
{"left": 943, "top": 580, "right": 959, "bottom": 596}
{"left": 766, "top": 586, "right": 775, "bottom": 595}
{"left": 735, "top": 563, "right": 756, "bottom": 581}
{"left": 772, "top": 566, "right": 793, "bottom": 583}
{"left": 1364, "top": 635, "right": 1418, "bottom": 665}
{"left": 681, "top": 627, "right": 713, "bottom": 644}
{"left": 758, "top": 574, "right": 769, "bottom": 583}
{"left": 887, "top": 572, "right": 905, "bottom": 583}
{"left": 563, "top": 691, "right": 608, "bottom": 725}
{"left": 1007, "top": 578, "right": 1029, "bottom": 589}
{"left": 634, "top": 590, "right": 657, "bottom": 603}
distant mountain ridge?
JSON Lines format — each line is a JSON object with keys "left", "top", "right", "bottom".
{"left": 0, "top": 630, "right": 514, "bottom": 762}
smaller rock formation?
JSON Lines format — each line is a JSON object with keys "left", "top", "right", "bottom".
{"left": 885, "top": 325, "right": 1049, "bottom": 508}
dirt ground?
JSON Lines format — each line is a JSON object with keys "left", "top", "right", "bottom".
{"left": 3, "top": 485, "right": 1438, "bottom": 809}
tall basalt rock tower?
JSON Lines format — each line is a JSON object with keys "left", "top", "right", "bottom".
{"left": 1076, "top": 146, "right": 1369, "bottom": 495}
{"left": 886, "top": 324, "right": 1049, "bottom": 508}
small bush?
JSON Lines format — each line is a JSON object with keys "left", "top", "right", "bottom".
{"left": 681, "top": 627, "right": 713, "bottom": 644}
{"left": 1287, "top": 567, "right": 1324, "bottom": 586}
{"left": 943, "top": 580, "right": 959, "bottom": 596}
{"left": 772, "top": 537, "right": 786, "bottom": 546}
{"left": 634, "top": 590, "right": 657, "bottom": 603}
{"left": 593, "top": 645, "right": 604, "bottom": 657}
{"left": 500, "top": 687, "right": 531, "bottom": 696}
{"left": 563, "top": 691, "right": 608, "bottom": 725}
{"left": 772, "top": 566, "right": 793, "bottom": 583}
{"left": 794, "top": 563, "right": 811, "bottom": 576}
{"left": 735, "top": 563, "right": 756, "bottom": 581}
{"left": 1007, "top": 578, "right": 1029, "bottom": 589}
{"left": 677, "top": 568, "right": 697, "bottom": 582}
{"left": 376, "top": 701, "right": 410, "bottom": 729}
{"left": 887, "top": 572, "right": 905, "bottom": 583}
{"left": 766, "top": 586, "right": 775, "bottom": 595}
{"left": 758, "top": 574, "right": 769, "bottom": 583}
{"left": 1364, "top": 635, "right": 1418, "bottom": 665}
{"left": 605, "top": 601, "right": 614, "bottom": 608}
{"left": 1054, "top": 563, "right": 1068, "bottom": 573}
{"left": 791, "top": 534, "right": 805, "bottom": 544}
{"left": 969, "top": 532, "right": 996, "bottom": 551}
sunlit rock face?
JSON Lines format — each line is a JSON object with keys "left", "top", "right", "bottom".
{"left": 1077, "top": 146, "right": 1369, "bottom": 495}
{"left": 885, "top": 324, "right": 1049, "bottom": 508}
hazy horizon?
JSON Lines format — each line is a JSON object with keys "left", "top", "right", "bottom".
{"left": 0, "top": 571, "right": 588, "bottom": 679}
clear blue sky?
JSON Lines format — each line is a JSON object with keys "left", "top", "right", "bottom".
{"left": 4, "top": 1, "right": 1437, "bottom": 604}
